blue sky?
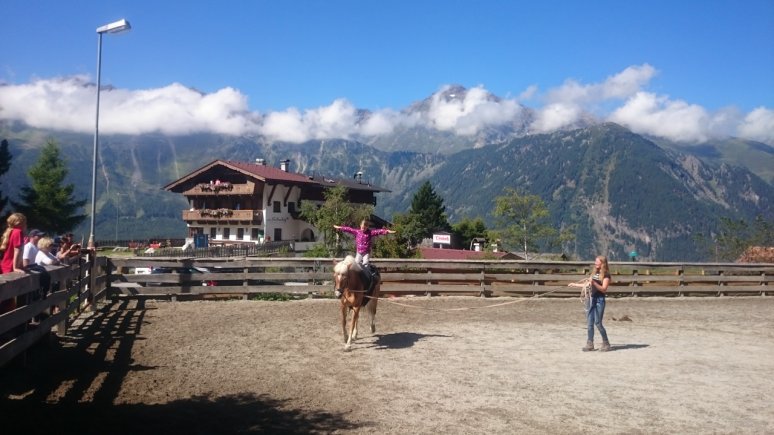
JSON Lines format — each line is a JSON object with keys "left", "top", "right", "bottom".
{"left": 1, "top": 0, "right": 773, "bottom": 144}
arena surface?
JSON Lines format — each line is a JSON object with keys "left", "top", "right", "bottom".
{"left": 2, "top": 296, "right": 773, "bottom": 434}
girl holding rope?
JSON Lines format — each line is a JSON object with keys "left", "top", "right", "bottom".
{"left": 569, "top": 255, "right": 612, "bottom": 352}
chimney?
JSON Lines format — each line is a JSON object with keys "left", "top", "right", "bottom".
{"left": 280, "top": 159, "right": 290, "bottom": 172}
{"left": 255, "top": 158, "right": 266, "bottom": 165}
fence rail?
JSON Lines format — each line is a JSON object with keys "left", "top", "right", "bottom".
{"left": 0, "top": 255, "right": 104, "bottom": 367}
{"left": 106, "top": 257, "right": 773, "bottom": 298}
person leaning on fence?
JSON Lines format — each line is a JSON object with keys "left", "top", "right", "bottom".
{"left": 22, "top": 228, "right": 45, "bottom": 268}
{"left": 56, "top": 233, "right": 81, "bottom": 264}
{"left": 569, "top": 255, "right": 612, "bottom": 352}
{"left": 0, "top": 213, "right": 27, "bottom": 339}
{"left": 36, "top": 237, "right": 60, "bottom": 266}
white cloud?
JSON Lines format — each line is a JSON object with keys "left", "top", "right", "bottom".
{"left": 608, "top": 92, "right": 711, "bottom": 142}
{"left": 0, "top": 66, "right": 771, "bottom": 145}
{"left": 737, "top": 107, "right": 774, "bottom": 144}
{"left": 423, "top": 85, "right": 523, "bottom": 135}
{"left": 531, "top": 103, "right": 583, "bottom": 133}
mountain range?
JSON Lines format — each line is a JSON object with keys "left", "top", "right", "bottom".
{"left": 1, "top": 86, "right": 772, "bottom": 261}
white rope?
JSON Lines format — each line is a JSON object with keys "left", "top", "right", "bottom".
{"left": 362, "top": 285, "right": 570, "bottom": 312}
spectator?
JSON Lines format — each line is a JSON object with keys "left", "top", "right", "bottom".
{"left": 1, "top": 213, "right": 27, "bottom": 321}
{"left": 23, "top": 229, "right": 45, "bottom": 268}
{"left": 1, "top": 212, "right": 27, "bottom": 274}
{"left": 36, "top": 237, "right": 60, "bottom": 266}
{"left": 57, "top": 233, "right": 81, "bottom": 264}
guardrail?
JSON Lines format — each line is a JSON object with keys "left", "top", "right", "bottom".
{"left": 0, "top": 254, "right": 106, "bottom": 367}
{"left": 106, "top": 257, "right": 773, "bottom": 299}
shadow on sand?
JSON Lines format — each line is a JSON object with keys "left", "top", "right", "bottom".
{"left": 610, "top": 343, "right": 649, "bottom": 351}
{"left": 0, "top": 299, "right": 367, "bottom": 435}
{"left": 371, "top": 332, "right": 452, "bottom": 350}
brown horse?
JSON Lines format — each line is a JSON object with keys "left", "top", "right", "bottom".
{"left": 333, "top": 256, "right": 380, "bottom": 351}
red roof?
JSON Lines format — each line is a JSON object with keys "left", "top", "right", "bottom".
{"left": 419, "top": 247, "right": 522, "bottom": 260}
{"left": 164, "top": 159, "right": 389, "bottom": 192}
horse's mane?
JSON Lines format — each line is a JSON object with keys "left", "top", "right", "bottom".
{"left": 334, "top": 255, "right": 361, "bottom": 274}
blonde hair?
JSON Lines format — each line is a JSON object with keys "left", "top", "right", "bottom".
{"left": 595, "top": 255, "right": 610, "bottom": 279}
{"left": 38, "top": 236, "right": 54, "bottom": 251}
{"left": 0, "top": 212, "right": 27, "bottom": 251}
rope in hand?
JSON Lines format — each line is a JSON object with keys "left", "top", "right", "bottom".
{"left": 567, "top": 277, "right": 592, "bottom": 311}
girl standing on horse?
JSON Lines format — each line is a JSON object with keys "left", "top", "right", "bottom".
{"left": 333, "top": 219, "right": 395, "bottom": 267}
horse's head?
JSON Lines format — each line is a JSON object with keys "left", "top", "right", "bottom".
{"left": 333, "top": 256, "right": 361, "bottom": 295}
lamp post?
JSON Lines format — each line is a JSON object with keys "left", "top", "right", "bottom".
{"left": 89, "top": 18, "right": 131, "bottom": 249}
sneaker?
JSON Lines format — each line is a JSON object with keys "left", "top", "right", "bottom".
{"left": 582, "top": 341, "right": 595, "bottom": 352}
{"left": 599, "top": 341, "right": 611, "bottom": 352}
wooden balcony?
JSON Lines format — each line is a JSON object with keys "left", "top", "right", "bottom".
{"left": 182, "top": 209, "right": 262, "bottom": 223}
{"left": 183, "top": 181, "right": 256, "bottom": 196}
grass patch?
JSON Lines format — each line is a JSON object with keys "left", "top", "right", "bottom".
{"left": 249, "top": 292, "right": 299, "bottom": 301}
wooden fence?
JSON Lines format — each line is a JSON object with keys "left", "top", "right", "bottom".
{"left": 2, "top": 255, "right": 771, "bottom": 368}
{"left": 0, "top": 254, "right": 106, "bottom": 367}
{"left": 106, "top": 257, "right": 773, "bottom": 299}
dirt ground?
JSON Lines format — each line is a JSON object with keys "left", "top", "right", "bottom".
{"left": 1, "top": 295, "right": 773, "bottom": 434}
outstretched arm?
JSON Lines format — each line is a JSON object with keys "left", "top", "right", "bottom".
{"left": 568, "top": 277, "right": 591, "bottom": 288}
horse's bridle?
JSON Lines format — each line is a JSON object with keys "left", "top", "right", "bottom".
{"left": 334, "top": 270, "right": 350, "bottom": 295}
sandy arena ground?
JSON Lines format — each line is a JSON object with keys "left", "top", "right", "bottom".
{"left": 1, "top": 295, "right": 773, "bottom": 434}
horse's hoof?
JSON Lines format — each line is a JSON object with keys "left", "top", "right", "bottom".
{"left": 344, "top": 344, "right": 351, "bottom": 351}
{"left": 370, "top": 325, "right": 376, "bottom": 333}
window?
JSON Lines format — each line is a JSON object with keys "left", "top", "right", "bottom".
{"left": 223, "top": 228, "right": 231, "bottom": 239}
{"left": 273, "top": 228, "right": 282, "bottom": 241}
{"left": 288, "top": 202, "right": 296, "bottom": 214}
{"left": 237, "top": 228, "right": 244, "bottom": 239}
{"left": 210, "top": 227, "right": 217, "bottom": 239}
{"left": 273, "top": 201, "right": 281, "bottom": 213}
{"left": 251, "top": 228, "right": 260, "bottom": 240}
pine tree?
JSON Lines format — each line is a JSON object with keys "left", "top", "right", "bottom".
{"left": 11, "top": 140, "right": 87, "bottom": 234}
{"left": 0, "top": 139, "right": 12, "bottom": 214}
{"left": 408, "top": 181, "right": 451, "bottom": 240}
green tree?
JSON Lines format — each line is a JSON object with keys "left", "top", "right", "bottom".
{"left": 0, "top": 139, "right": 12, "bottom": 214}
{"left": 11, "top": 140, "right": 87, "bottom": 234}
{"left": 709, "top": 215, "right": 774, "bottom": 261}
{"left": 407, "top": 181, "right": 451, "bottom": 241}
{"left": 492, "top": 187, "right": 557, "bottom": 259}
{"left": 452, "top": 217, "right": 488, "bottom": 250}
{"left": 372, "top": 211, "right": 419, "bottom": 259}
{"left": 299, "top": 185, "right": 372, "bottom": 257}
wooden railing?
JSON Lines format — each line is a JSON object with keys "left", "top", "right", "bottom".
{"left": 183, "top": 181, "right": 256, "bottom": 196}
{"left": 182, "top": 209, "right": 261, "bottom": 222}
{"left": 106, "top": 257, "right": 773, "bottom": 298}
{"left": 0, "top": 254, "right": 107, "bottom": 367}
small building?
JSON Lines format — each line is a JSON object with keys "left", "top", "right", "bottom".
{"left": 163, "top": 159, "right": 390, "bottom": 251}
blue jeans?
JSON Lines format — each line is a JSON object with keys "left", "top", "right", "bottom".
{"left": 587, "top": 297, "right": 609, "bottom": 343}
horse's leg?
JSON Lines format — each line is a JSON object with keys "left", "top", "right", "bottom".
{"left": 341, "top": 303, "right": 349, "bottom": 343}
{"left": 351, "top": 304, "right": 360, "bottom": 341}
{"left": 368, "top": 284, "right": 379, "bottom": 333}
{"left": 345, "top": 306, "right": 360, "bottom": 351}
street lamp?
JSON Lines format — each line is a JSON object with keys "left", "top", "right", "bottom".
{"left": 89, "top": 18, "right": 131, "bottom": 249}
